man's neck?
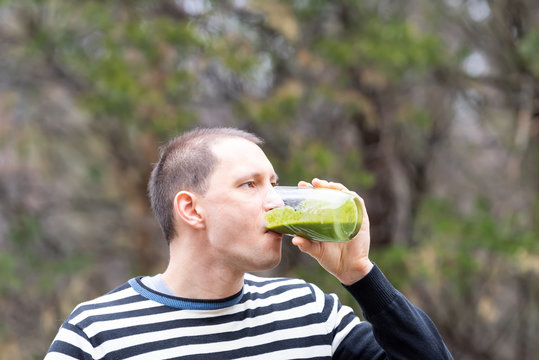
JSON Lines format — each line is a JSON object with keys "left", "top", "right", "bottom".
{"left": 161, "top": 239, "right": 244, "bottom": 300}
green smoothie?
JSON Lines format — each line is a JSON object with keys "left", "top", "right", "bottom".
{"left": 265, "top": 194, "right": 362, "bottom": 242}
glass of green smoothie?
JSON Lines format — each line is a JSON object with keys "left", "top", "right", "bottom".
{"left": 265, "top": 186, "right": 363, "bottom": 242}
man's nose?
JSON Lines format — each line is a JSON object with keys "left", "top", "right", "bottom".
{"left": 265, "top": 186, "right": 285, "bottom": 210}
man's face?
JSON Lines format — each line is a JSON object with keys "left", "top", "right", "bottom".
{"left": 197, "top": 137, "right": 284, "bottom": 273}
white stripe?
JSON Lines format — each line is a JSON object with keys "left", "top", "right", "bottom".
{"left": 123, "top": 323, "right": 327, "bottom": 360}
{"left": 324, "top": 292, "right": 359, "bottom": 352}
{"left": 324, "top": 293, "right": 339, "bottom": 330}
{"left": 70, "top": 298, "right": 161, "bottom": 326}
{"left": 50, "top": 326, "right": 95, "bottom": 357}
{"left": 309, "top": 287, "right": 339, "bottom": 336}
{"left": 69, "top": 287, "right": 139, "bottom": 322}
{"left": 311, "top": 284, "right": 330, "bottom": 314}
{"left": 311, "top": 286, "right": 360, "bottom": 353}
{"left": 332, "top": 316, "right": 360, "bottom": 352}
{"left": 244, "top": 286, "right": 312, "bottom": 308}
{"left": 335, "top": 303, "right": 355, "bottom": 325}
{"left": 74, "top": 287, "right": 137, "bottom": 309}
{"left": 244, "top": 275, "right": 305, "bottom": 294}
{"left": 85, "top": 286, "right": 313, "bottom": 337}
{"left": 44, "top": 352, "right": 79, "bottom": 360}
{"left": 93, "top": 295, "right": 322, "bottom": 357}
{"left": 236, "top": 345, "right": 332, "bottom": 359}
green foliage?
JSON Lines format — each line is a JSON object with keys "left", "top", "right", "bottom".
{"left": 8, "top": 213, "right": 40, "bottom": 249}
{"left": 26, "top": 0, "right": 202, "bottom": 134}
{"left": 410, "top": 197, "right": 539, "bottom": 294}
{"left": 2, "top": 212, "right": 92, "bottom": 295}
{"left": 371, "top": 196, "right": 539, "bottom": 296}
{"left": 519, "top": 28, "right": 539, "bottom": 76}
{"left": 289, "top": 0, "right": 330, "bottom": 21}
{"left": 315, "top": 18, "right": 445, "bottom": 81}
{"left": 1, "top": 0, "right": 538, "bottom": 358}
{"left": 0, "top": 253, "right": 19, "bottom": 294}
{"left": 417, "top": 197, "right": 537, "bottom": 255}
{"left": 238, "top": 86, "right": 301, "bottom": 125}
{"left": 371, "top": 244, "right": 411, "bottom": 289}
{"left": 275, "top": 140, "right": 374, "bottom": 190}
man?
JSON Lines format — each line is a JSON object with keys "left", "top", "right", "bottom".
{"left": 46, "top": 127, "right": 453, "bottom": 359}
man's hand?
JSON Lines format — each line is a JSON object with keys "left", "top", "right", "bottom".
{"left": 291, "top": 178, "right": 374, "bottom": 285}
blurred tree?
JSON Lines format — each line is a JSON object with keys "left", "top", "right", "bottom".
{"left": 0, "top": 0, "right": 537, "bottom": 359}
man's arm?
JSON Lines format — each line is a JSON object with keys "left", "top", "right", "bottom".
{"left": 292, "top": 178, "right": 452, "bottom": 359}
{"left": 334, "top": 264, "right": 453, "bottom": 359}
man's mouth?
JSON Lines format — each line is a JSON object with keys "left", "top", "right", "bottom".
{"left": 262, "top": 222, "right": 282, "bottom": 237}
{"left": 265, "top": 228, "right": 283, "bottom": 237}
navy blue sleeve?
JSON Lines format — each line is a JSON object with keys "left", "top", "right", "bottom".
{"left": 334, "top": 264, "right": 453, "bottom": 360}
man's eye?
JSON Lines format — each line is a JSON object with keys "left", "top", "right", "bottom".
{"left": 242, "top": 181, "right": 256, "bottom": 188}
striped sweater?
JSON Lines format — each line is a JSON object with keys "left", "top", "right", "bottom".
{"left": 45, "top": 265, "right": 453, "bottom": 359}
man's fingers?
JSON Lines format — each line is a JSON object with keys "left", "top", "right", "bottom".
{"left": 311, "top": 178, "right": 348, "bottom": 191}
{"left": 291, "top": 237, "right": 320, "bottom": 258}
{"left": 298, "top": 178, "right": 348, "bottom": 192}
{"left": 297, "top": 181, "right": 312, "bottom": 188}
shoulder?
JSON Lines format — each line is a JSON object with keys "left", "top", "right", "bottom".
{"left": 244, "top": 273, "right": 312, "bottom": 291}
{"left": 64, "top": 280, "right": 144, "bottom": 328}
{"left": 243, "top": 273, "right": 329, "bottom": 305}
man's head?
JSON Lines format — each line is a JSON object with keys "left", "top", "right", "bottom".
{"left": 148, "top": 127, "right": 263, "bottom": 243}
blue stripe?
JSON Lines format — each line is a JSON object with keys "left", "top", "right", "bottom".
{"left": 128, "top": 278, "right": 244, "bottom": 310}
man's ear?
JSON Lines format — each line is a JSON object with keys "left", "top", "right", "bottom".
{"left": 173, "top": 191, "right": 205, "bottom": 229}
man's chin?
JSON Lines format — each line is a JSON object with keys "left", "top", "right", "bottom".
{"left": 250, "top": 263, "right": 281, "bottom": 277}
{"left": 250, "top": 251, "right": 282, "bottom": 273}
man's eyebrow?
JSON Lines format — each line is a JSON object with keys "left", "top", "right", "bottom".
{"left": 238, "top": 172, "right": 279, "bottom": 182}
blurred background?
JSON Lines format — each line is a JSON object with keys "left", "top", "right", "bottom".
{"left": 0, "top": 0, "right": 538, "bottom": 359}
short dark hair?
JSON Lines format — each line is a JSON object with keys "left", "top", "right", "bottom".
{"left": 148, "top": 127, "right": 263, "bottom": 243}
